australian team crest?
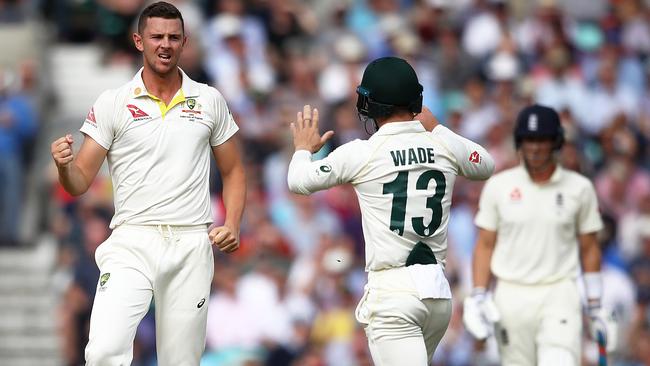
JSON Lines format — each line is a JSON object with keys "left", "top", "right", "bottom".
{"left": 99, "top": 273, "right": 110, "bottom": 287}
{"left": 187, "top": 98, "right": 196, "bottom": 110}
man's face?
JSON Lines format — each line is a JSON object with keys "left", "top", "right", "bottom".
{"left": 133, "top": 17, "right": 186, "bottom": 76}
{"left": 520, "top": 137, "right": 555, "bottom": 171}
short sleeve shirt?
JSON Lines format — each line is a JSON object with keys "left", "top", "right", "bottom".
{"left": 474, "top": 165, "right": 603, "bottom": 284}
{"left": 80, "top": 68, "right": 238, "bottom": 228}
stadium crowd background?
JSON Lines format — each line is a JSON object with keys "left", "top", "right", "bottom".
{"left": 1, "top": 0, "right": 650, "bottom": 365}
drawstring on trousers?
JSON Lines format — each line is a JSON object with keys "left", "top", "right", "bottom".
{"left": 157, "top": 224, "right": 180, "bottom": 243}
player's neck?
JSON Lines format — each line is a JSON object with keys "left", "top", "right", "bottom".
{"left": 141, "top": 66, "right": 182, "bottom": 104}
{"left": 376, "top": 112, "right": 417, "bottom": 128}
{"left": 526, "top": 161, "right": 557, "bottom": 183}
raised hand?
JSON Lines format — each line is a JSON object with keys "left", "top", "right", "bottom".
{"left": 290, "top": 104, "right": 334, "bottom": 153}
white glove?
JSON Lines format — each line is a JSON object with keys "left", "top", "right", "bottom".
{"left": 463, "top": 288, "right": 500, "bottom": 340}
{"left": 588, "top": 305, "right": 618, "bottom": 353}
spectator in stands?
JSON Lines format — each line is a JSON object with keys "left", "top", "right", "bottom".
{"left": 22, "top": 1, "right": 650, "bottom": 364}
{"left": 0, "top": 66, "right": 37, "bottom": 245}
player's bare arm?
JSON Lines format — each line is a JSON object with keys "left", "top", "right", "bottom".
{"left": 291, "top": 104, "right": 334, "bottom": 153}
{"left": 579, "top": 231, "right": 602, "bottom": 308}
{"left": 579, "top": 232, "right": 602, "bottom": 273}
{"left": 472, "top": 228, "right": 498, "bottom": 289}
{"left": 51, "top": 134, "right": 108, "bottom": 196}
{"left": 210, "top": 137, "right": 246, "bottom": 253}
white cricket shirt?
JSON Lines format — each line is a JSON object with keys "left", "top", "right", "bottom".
{"left": 80, "top": 68, "right": 239, "bottom": 228}
{"left": 475, "top": 165, "right": 604, "bottom": 285}
{"left": 288, "top": 121, "right": 494, "bottom": 271}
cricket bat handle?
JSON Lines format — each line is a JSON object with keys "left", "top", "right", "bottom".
{"left": 597, "top": 330, "right": 607, "bottom": 366}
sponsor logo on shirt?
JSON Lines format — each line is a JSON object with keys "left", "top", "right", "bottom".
{"left": 187, "top": 98, "right": 196, "bottom": 109}
{"left": 126, "top": 104, "right": 150, "bottom": 119}
{"left": 180, "top": 110, "right": 204, "bottom": 121}
{"left": 510, "top": 188, "right": 522, "bottom": 201}
{"left": 85, "top": 107, "right": 97, "bottom": 127}
{"left": 469, "top": 151, "right": 481, "bottom": 164}
{"left": 316, "top": 164, "right": 332, "bottom": 176}
{"left": 181, "top": 109, "right": 202, "bottom": 114}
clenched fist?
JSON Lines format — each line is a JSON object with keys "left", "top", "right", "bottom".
{"left": 51, "top": 134, "right": 74, "bottom": 169}
{"left": 209, "top": 225, "right": 239, "bottom": 253}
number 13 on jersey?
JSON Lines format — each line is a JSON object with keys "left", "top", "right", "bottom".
{"left": 383, "top": 169, "right": 446, "bottom": 237}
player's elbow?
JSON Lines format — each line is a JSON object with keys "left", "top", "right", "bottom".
{"left": 466, "top": 155, "right": 495, "bottom": 181}
{"left": 58, "top": 179, "right": 90, "bottom": 197}
{"left": 66, "top": 186, "right": 90, "bottom": 197}
{"left": 477, "top": 162, "right": 495, "bottom": 181}
{"left": 287, "top": 178, "right": 311, "bottom": 195}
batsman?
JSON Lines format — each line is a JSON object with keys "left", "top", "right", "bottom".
{"left": 463, "top": 104, "right": 617, "bottom": 365}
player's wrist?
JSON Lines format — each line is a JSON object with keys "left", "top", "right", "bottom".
{"left": 294, "top": 145, "right": 312, "bottom": 152}
{"left": 470, "top": 287, "right": 487, "bottom": 300}
{"left": 584, "top": 272, "right": 602, "bottom": 311}
{"left": 56, "top": 160, "right": 72, "bottom": 170}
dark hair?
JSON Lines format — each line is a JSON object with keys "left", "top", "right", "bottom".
{"left": 137, "top": 1, "right": 184, "bottom": 35}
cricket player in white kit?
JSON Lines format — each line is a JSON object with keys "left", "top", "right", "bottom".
{"left": 287, "top": 57, "right": 495, "bottom": 365}
{"left": 50, "top": 2, "right": 246, "bottom": 365}
{"left": 463, "top": 105, "right": 615, "bottom": 366}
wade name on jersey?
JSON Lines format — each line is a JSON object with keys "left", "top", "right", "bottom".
{"left": 390, "top": 147, "right": 436, "bottom": 166}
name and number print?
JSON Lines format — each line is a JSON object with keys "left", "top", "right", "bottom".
{"left": 383, "top": 147, "right": 481, "bottom": 237}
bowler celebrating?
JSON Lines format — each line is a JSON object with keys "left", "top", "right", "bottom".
{"left": 50, "top": 2, "right": 245, "bottom": 365}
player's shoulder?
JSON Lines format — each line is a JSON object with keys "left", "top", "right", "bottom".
{"left": 93, "top": 83, "right": 130, "bottom": 111}
{"left": 488, "top": 165, "right": 522, "bottom": 183}
{"left": 560, "top": 167, "right": 595, "bottom": 189}
{"left": 327, "top": 139, "right": 374, "bottom": 168}
{"left": 195, "top": 81, "right": 226, "bottom": 102}
{"left": 334, "top": 138, "right": 370, "bottom": 155}
{"left": 102, "top": 82, "right": 129, "bottom": 99}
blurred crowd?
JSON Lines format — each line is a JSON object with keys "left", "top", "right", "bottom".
{"left": 3, "top": 0, "right": 650, "bottom": 365}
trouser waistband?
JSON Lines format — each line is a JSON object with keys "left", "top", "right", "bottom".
{"left": 117, "top": 224, "right": 208, "bottom": 234}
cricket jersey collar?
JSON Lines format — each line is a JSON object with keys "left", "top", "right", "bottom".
{"left": 373, "top": 120, "right": 426, "bottom": 137}
{"left": 518, "top": 163, "right": 565, "bottom": 184}
{"left": 130, "top": 67, "right": 200, "bottom": 99}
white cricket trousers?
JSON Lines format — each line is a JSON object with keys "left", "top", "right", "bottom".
{"left": 494, "top": 278, "right": 582, "bottom": 366}
{"left": 355, "top": 267, "right": 452, "bottom": 366}
{"left": 85, "top": 224, "right": 214, "bottom": 366}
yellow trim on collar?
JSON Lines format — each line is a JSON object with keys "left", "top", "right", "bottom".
{"left": 148, "top": 90, "right": 186, "bottom": 119}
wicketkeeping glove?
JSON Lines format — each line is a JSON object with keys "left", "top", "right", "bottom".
{"left": 463, "top": 288, "right": 501, "bottom": 340}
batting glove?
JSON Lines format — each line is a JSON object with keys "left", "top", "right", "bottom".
{"left": 588, "top": 304, "right": 618, "bottom": 353}
{"left": 463, "top": 288, "right": 500, "bottom": 340}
